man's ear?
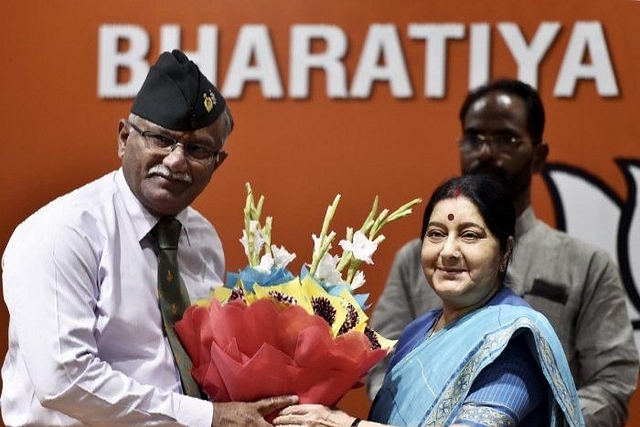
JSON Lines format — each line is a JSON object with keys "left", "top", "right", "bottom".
{"left": 212, "top": 150, "right": 229, "bottom": 172}
{"left": 532, "top": 140, "right": 549, "bottom": 174}
{"left": 117, "top": 119, "right": 129, "bottom": 159}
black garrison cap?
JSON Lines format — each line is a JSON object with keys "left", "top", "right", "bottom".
{"left": 131, "top": 50, "right": 226, "bottom": 131}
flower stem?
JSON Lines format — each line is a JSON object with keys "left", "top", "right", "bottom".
{"left": 310, "top": 195, "right": 341, "bottom": 276}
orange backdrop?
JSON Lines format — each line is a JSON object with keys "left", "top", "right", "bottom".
{"left": 2, "top": 0, "right": 639, "bottom": 425}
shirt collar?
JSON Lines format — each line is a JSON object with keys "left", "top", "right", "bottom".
{"left": 515, "top": 206, "right": 537, "bottom": 239}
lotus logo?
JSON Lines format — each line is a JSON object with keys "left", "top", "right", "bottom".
{"left": 542, "top": 159, "right": 640, "bottom": 348}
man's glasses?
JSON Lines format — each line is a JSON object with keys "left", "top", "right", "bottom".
{"left": 459, "top": 132, "right": 528, "bottom": 154}
{"left": 129, "top": 122, "right": 222, "bottom": 164}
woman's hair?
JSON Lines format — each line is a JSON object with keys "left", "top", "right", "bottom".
{"left": 420, "top": 175, "right": 516, "bottom": 255}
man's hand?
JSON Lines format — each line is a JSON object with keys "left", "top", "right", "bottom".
{"left": 212, "top": 395, "right": 299, "bottom": 426}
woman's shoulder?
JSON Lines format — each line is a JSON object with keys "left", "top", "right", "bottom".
{"left": 489, "top": 286, "right": 531, "bottom": 308}
{"left": 485, "top": 289, "right": 557, "bottom": 335}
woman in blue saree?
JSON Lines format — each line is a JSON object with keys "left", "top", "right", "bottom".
{"left": 273, "top": 175, "right": 584, "bottom": 427}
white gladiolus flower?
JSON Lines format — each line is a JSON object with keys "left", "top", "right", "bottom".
{"left": 255, "top": 253, "right": 274, "bottom": 273}
{"left": 240, "top": 220, "right": 266, "bottom": 257}
{"left": 312, "top": 234, "right": 324, "bottom": 252}
{"left": 314, "top": 252, "right": 342, "bottom": 284}
{"left": 272, "top": 245, "right": 296, "bottom": 267}
{"left": 241, "top": 182, "right": 421, "bottom": 292}
{"left": 350, "top": 271, "right": 366, "bottom": 290}
{"left": 339, "top": 231, "right": 378, "bottom": 264}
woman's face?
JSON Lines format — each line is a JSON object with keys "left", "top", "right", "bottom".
{"left": 421, "top": 196, "right": 506, "bottom": 311}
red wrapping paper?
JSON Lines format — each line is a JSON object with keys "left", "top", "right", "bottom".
{"left": 175, "top": 298, "right": 388, "bottom": 405}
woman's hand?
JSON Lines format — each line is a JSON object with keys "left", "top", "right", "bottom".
{"left": 272, "top": 404, "right": 355, "bottom": 427}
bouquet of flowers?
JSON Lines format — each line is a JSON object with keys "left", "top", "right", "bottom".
{"left": 175, "top": 183, "right": 421, "bottom": 406}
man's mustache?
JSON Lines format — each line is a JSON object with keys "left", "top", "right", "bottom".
{"left": 147, "top": 165, "right": 192, "bottom": 183}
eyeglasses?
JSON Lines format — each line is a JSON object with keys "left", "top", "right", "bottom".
{"left": 458, "top": 132, "right": 528, "bottom": 154}
{"left": 129, "top": 122, "right": 222, "bottom": 164}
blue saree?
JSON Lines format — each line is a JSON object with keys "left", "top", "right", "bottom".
{"left": 369, "top": 287, "right": 584, "bottom": 426}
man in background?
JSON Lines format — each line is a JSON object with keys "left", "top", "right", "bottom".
{"left": 367, "top": 78, "right": 638, "bottom": 426}
{"left": 1, "top": 49, "right": 296, "bottom": 426}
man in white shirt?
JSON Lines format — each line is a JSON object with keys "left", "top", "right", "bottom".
{"left": 1, "top": 49, "right": 297, "bottom": 426}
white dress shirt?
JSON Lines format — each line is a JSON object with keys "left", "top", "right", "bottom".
{"left": 1, "top": 169, "right": 225, "bottom": 426}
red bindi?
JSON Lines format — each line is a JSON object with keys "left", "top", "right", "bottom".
{"left": 447, "top": 213, "right": 455, "bottom": 221}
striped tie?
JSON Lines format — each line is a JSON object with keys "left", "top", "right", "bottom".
{"left": 151, "top": 217, "right": 201, "bottom": 397}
